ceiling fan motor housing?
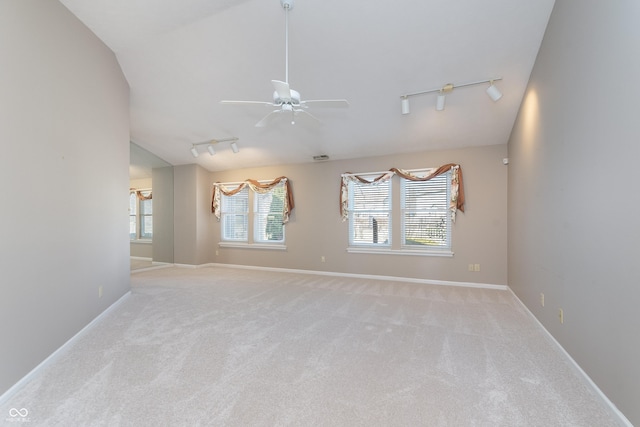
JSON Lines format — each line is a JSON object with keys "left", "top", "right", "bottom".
{"left": 273, "top": 89, "right": 301, "bottom": 106}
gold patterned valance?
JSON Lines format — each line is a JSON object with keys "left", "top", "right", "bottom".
{"left": 129, "top": 188, "right": 152, "bottom": 200}
{"left": 340, "top": 164, "right": 464, "bottom": 222}
{"left": 212, "top": 176, "right": 294, "bottom": 224}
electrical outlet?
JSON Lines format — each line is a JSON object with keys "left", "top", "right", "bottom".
{"left": 321, "top": 256, "right": 326, "bottom": 263}
{"left": 468, "top": 264, "right": 474, "bottom": 271}
{"left": 474, "top": 264, "right": 481, "bottom": 272}
{"left": 559, "top": 308, "right": 564, "bottom": 324}
{"left": 215, "top": 250, "right": 219, "bottom": 256}
{"left": 540, "top": 293, "right": 545, "bottom": 307}
{"left": 98, "top": 286, "right": 103, "bottom": 298}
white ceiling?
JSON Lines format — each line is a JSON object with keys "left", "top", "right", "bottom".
{"left": 60, "top": 0, "right": 555, "bottom": 173}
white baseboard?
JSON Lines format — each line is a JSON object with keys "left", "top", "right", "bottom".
{"left": 0, "top": 291, "right": 132, "bottom": 406}
{"left": 203, "top": 262, "right": 507, "bottom": 290}
{"left": 130, "top": 256, "right": 152, "bottom": 261}
{"left": 507, "top": 287, "right": 632, "bottom": 427}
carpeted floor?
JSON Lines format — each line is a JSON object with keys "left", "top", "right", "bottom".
{"left": 0, "top": 266, "right": 623, "bottom": 426}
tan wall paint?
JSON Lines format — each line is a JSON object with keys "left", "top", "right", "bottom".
{"left": 0, "top": 1, "right": 130, "bottom": 394}
{"left": 508, "top": 1, "right": 640, "bottom": 423}
{"left": 207, "top": 144, "right": 508, "bottom": 285}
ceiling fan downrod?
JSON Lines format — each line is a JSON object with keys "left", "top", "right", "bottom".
{"left": 281, "top": 0, "right": 293, "bottom": 84}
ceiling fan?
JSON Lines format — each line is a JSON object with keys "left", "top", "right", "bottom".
{"left": 220, "top": 0, "right": 349, "bottom": 127}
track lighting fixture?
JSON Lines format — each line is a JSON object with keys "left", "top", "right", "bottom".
{"left": 400, "top": 77, "right": 502, "bottom": 115}
{"left": 189, "top": 137, "right": 239, "bottom": 157}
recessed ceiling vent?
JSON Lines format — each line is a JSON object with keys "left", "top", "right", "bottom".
{"left": 313, "top": 155, "right": 330, "bottom": 161}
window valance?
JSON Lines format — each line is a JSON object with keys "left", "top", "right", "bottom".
{"left": 212, "top": 176, "right": 294, "bottom": 224}
{"left": 129, "top": 188, "right": 152, "bottom": 200}
{"left": 340, "top": 164, "right": 464, "bottom": 222}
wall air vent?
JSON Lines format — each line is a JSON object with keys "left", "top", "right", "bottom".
{"left": 313, "top": 155, "right": 330, "bottom": 161}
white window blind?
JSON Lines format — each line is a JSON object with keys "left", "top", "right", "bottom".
{"left": 129, "top": 190, "right": 152, "bottom": 241}
{"left": 254, "top": 182, "right": 285, "bottom": 243}
{"left": 348, "top": 178, "right": 391, "bottom": 246}
{"left": 221, "top": 187, "right": 249, "bottom": 242}
{"left": 401, "top": 171, "right": 451, "bottom": 249}
{"left": 139, "top": 193, "right": 153, "bottom": 239}
{"left": 129, "top": 192, "right": 137, "bottom": 240}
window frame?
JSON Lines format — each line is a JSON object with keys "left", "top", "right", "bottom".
{"left": 253, "top": 181, "right": 286, "bottom": 244}
{"left": 345, "top": 169, "right": 454, "bottom": 257}
{"left": 220, "top": 186, "right": 249, "bottom": 243}
{"left": 217, "top": 180, "right": 288, "bottom": 250}
{"left": 347, "top": 176, "right": 392, "bottom": 248}
{"left": 129, "top": 189, "right": 153, "bottom": 242}
{"left": 400, "top": 169, "right": 452, "bottom": 251}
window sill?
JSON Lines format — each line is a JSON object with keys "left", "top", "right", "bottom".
{"left": 346, "top": 247, "right": 453, "bottom": 257}
{"left": 219, "top": 242, "right": 287, "bottom": 251}
{"left": 130, "top": 239, "right": 152, "bottom": 244}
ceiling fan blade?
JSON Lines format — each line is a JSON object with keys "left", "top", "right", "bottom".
{"left": 271, "top": 80, "right": 292, "bottom": 101}
{"left": 300, "top": 99, "right": 349, "bottom": 108}
{"left": 294, "top": 109, "right": 322, "bottom": 125}
{"left": 220, "top": 100, "right": 274, "bottom": 106}
{"left": 255, "top": 110, "right": 283, "bottom": 127}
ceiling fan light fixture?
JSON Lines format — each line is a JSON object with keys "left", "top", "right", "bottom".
{"left": 220, "top": 0, "right": 347, "bottom": 127}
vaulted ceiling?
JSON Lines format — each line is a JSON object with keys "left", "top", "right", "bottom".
{"left": 60, "top": 0, "right": 555, "bottom": 173}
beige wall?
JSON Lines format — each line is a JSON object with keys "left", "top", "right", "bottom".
{"left": 206, "top": 144, "right": 508, "bottom": 285}
{"left": 174, "top": 165, "right": 199, "bottom": 265}
{"left": 0, "top": 0, "right": 130, "bottom": 394}
{"left": 152, "top": 166, "right": 174, "bottom": 263}
{"left": 508, "top": 1, "right": 640, "bottom": 424}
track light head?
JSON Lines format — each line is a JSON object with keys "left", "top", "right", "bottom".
{"left": 207, "top": 145, "right": 216, "bottom": 156}
{"left": 230, "top": 141, "right": 239, "bottom": 153}
{"left": 436, "top": 93, "right": 446, "bottom": 111}
{"left": 486, "top": 82, "right": 503, "bottom": 101}
{"left": 190, "top": 146, "right": 199, "bottom": 158}
{"left": 401, "top": 97, "right": 410, "bottom": 115}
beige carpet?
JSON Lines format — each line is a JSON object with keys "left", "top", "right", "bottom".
{"left": 0, "top": 266, "right": 622, "bottom": 426}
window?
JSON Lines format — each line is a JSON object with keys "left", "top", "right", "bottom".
{"left": 215, "top": 178, "right": 291, "bottom": 248}
{"left": 343, "top": 167, "right": 458, "bottom": 256}
{"left": 348, "top": 177, "right": 391, "bottom": 247}
{"left": 401, "top": 171, "right": 451, "bottom": 249}
{"left": 221, "top": 187, "right": 249, "bottom": 242}
{"left": 254, "top": 182, "right": 285, "bottom": 243}
{"left": 129, "top": 190, "right": 152, "bottom": 241}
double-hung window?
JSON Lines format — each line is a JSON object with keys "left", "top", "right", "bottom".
{"left": 348, "top": 177, "right": 391, "bottom": 247}
{"left": 216, "top": 178, "right": 290, "bottom": 248}
{"left": 254, "top": 182, "right": 285, "bottom": 243}
{"left": 221, "top": 187, "right": 249, "bottom": 242}
{"left": 401, "top": 170, "right": 451, "bottom": 250}
{"left": 129, "top": 190, "right": 152, "bottom": 241}
{"left": 344, "top": 167, "right": 457, "bottom": 256}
